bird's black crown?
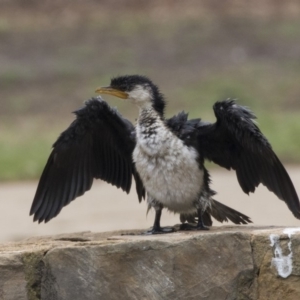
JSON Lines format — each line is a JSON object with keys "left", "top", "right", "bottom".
{"left": 110, "top": 75, "right": 153, "bottom": 92}
{"left": 110, "top": 75, "right": 166, "bottom": 116}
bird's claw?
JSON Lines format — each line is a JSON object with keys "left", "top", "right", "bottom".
{"left": 143, "top": 226, "right": 176, "bottom": 235}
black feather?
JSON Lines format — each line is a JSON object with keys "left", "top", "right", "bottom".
{"left": 30, "top": 97, "right": 145, "bottom": 223}
{"left": 197, "top": 99, "right": 300, "bottom": 219}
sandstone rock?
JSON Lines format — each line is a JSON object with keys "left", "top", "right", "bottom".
{"left": 0, "top": 253, "right": 27, "bottom": 300}
{"left": 0, "top": 226, "right": 299, "bottom": 300}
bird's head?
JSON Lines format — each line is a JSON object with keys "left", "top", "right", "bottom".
{"left": 95, "top": 75, "right": 165, "bottom": 115}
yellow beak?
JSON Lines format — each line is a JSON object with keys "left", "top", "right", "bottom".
{"left": 95, "top": 87, "right": 128, "bottom": 99}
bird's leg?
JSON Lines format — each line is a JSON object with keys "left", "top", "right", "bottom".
{"left": 196, "top": 209, "right": 209, "bottom": 230}
{"left": 144, "top": 205, "right": 175, "bottom": 235}
{"left": 180, "top": 209, "right": 209, "bottom": 231}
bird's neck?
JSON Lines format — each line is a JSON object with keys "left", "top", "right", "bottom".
{"left": 137, "top": 105, "right": 163, "bottom": 128}
{"left": 133, "top": 89, "right": 165, "bottom": 117}
{"left": 134, "top": 106, "right": 169, "bottom": 156}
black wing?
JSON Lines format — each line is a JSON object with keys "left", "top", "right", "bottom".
{"left": 30, "top": 97, "right": 145, "bottom": 223}
{"left": 196, "top": 99, "right": 300, "bottom": 219}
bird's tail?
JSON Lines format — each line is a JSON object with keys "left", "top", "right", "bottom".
{"left": 207, "top": 199, "right": 252, "bottom": 225}
{"left": 180, "top": 199, "right": 252, "bottom": 226}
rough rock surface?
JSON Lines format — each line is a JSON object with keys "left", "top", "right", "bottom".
{"left": 0, "top": 226, "right": 300, "bottom": 300}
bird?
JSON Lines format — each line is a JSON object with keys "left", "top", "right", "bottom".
{"left": 30, "top": 75, "right": 300, "bottom": 234}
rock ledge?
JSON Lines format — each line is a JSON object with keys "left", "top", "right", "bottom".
{"left": 1, "top": 226, "right": 300, "bottom": 300}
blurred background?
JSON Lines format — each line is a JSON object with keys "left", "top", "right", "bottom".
{"left": 0, "top": 0, "right": 300, "bottom": 242}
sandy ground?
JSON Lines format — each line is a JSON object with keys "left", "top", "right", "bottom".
{"left": 1, "top": 167, "right": 300, "bottom": 243}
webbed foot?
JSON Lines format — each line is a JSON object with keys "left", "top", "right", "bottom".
{"left": 143, "top": 226, "right": 175, "bottom": 235}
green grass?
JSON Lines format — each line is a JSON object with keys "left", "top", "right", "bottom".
{"left": 2, "top": 61, "right": 300, "bottom": 181}
{"left": 0, "top": 120, "right": 59, "bottom": 181}
{"left": 257, "top": 113, "right": 300, "bottom": 163}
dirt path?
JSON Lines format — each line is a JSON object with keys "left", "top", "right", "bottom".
{"left": 1, "top": 167, "right": 300, "bottom": 243}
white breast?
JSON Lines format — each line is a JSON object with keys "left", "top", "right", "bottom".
{"left": 133, "top": 121, "right": 204, "bottom": 214}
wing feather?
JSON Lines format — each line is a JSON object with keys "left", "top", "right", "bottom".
{"left": 197, "top": 99, "right": 300, "bottom": 218}
{"left": 30, "top": 97, "right": 144, "bottom": 223}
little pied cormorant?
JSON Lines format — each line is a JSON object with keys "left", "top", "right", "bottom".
{"left": 30, "top": 75, "right": 300, "bottom": 234}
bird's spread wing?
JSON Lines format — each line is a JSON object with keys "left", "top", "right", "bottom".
{"left": 196, "top": 99, "right": 300, "bottom": 219}
{"left": 30, "top": 97, "right": 145, "bottom": 223}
